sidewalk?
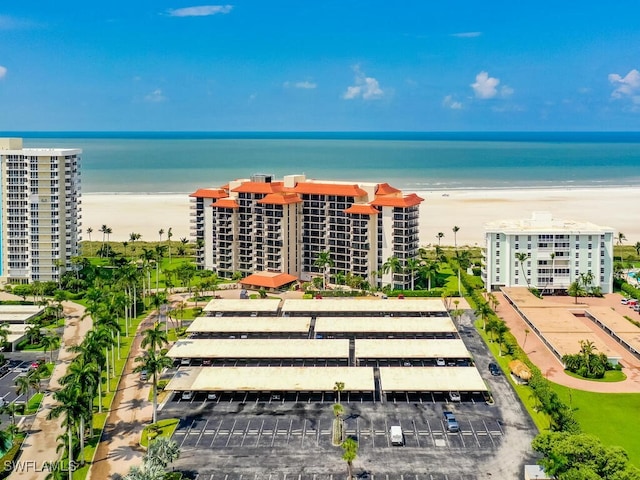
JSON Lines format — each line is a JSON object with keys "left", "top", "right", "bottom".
{"left": 87, "top": 313, "right": 156, "bottom": 480}
{"left": 10, "top": 302, "right": 91, "bottom": 480}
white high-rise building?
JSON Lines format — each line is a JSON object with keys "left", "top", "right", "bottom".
{"left": 190, "top": 174, "right": 423, "bottom": 290}
{"left": 0, "top": 138, "right": 82, "bottom": 284}
{"left": 483, "top": 211, "right": 614, "bottom": 293}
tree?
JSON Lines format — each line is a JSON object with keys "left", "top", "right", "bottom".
{"left": 522, "top": 328, "right": 531, "bottom": 350}
{"left": 404, "top": 258, "right": 420, "bottom": 291}
{"left": 474, "top": 302, "right": 492, "bottom": 331}
{"left": 515, "top": 252, "right": 530, "bottom": 288}
{"left": 333, "top": 381, "right": 345, "bottom": 405}
{"left": 47, "top": 385, "right": 89, "bottom": 479}
{"left": 567, "top": 280, "right": 586, "bottom": 304}
{"left": 167, "top": 227, "right": 173, "bottom": 263}
{"left": 41, "top": 332, "right": 61, "bottom": 363}
{"left": 617, "top": 232, "right": 627, "bottom": 246}
{"left": 341, "top": 437, "right": 358, "bottom": 480}
{"left": 635, "top": 241, "right": 640, "bottom": 256}
{"left": 419, "top": 261, "right": 439, "bottom": 291}
{"left": 436, "top": 232, "right": 444, "bottom": 246}
{"left": 141, "top": 322, "right": 169, "bottom": 353}
{"left": 314, "top": 250, "right": 334, "bottom": 290}
{"left": 85, "top": 227, "right": 93, "bottom": 256}
{"left": 452, "top": 225, "right": 460, "bottom": 249}
{"left": 382, "top": 256, "right": 403, "bottom": 287}
{"left": 144, "top": 436, "right": 181, "bottom": 470}
{"left": 158, "top": 228, "right": 164, "bottom": 242}
{"left": 134, "top": 349, "right": 173, "bottom": 424}
{"left": 0, "top": 322, "right": 9, "bottom": 349}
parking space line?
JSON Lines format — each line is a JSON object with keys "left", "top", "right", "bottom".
{"left": 467, "top": 420, "right": 481, "bottom": 448}
{"left": 196, "top": 419, "right": 209, "bottom": 447}
{"left": 255, "top": 419, "right": 265, "bottom": 447}
{"left": 483, "top": 420, "right": 497, "bottom": 447}
{"left": 271, "top": 418, "right": 279, "bottom": 447}
{"left": 240, "top": 420, "right": 251, "bottom": 446}
{"left": 287, "top": 418, "right": 293, "bottom": 444}
{"left": 208, "top": 419, "right": 223, "bottom": 448}
{"left": 225, "top": 419, "right": 237, "bottom": 447}
{"left": 412, "top": 420, "right": 420, "bottom": 448}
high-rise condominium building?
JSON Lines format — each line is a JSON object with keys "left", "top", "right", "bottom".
{"left": 190, "top": 174, "right": 423, "bottom": 289}
{"left": 0, "top": 138, "right": 81, "bottom": 284}
{"left": 483, "top": 211, "right": 614, "bottom": 293}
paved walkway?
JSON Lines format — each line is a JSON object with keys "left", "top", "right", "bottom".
{"left": 10, "top": 301, "right": 91, "bottom": 480}
{"left": 87, "top": 313, "right": 155, "bottom": 480}
{"left": 496, "top": 291, "right": 640, "bottom": 393}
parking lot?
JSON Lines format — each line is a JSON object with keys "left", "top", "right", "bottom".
{"left": 161, "top": 312, "right": 539, "bottom": 478}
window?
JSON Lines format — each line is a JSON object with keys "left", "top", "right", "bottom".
{"left": 575, "top": 252, "right": 579, "bottom": 258}
{"left": 515, "top": 278, "right": 519, "bottom": 284}
{"left": 575, "top": 261, "right": 579, "bottom": 267}
{"left": 496, "top": 250, "right": 500, "bottom": 257}
{"left": 515, "top": 243, "right": 519, "bottom": 250}
{"left": 600, "top": 267, "right": 605, "bottom": 274}
{"left": 496, "top": 267, "right": 500, "bottom": 273}
{"left": 588, "top": 252, "right": 592, "bottom": 258}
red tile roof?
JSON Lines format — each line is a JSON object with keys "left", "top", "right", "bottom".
{"left": 375, "top": 183, "right": 401, "bottom": 195}
{"left": 240, "top": 272, "right": 298, "bottom": 289}
{"left": 258, "top": 192, "right": 303, "bottom": 205}
{"left": 231, "top": 181, "right": 284, "bottom": 194}
{"left": 211, "top": 198, "right": 240, "bottom": 209}
{"left": 292, "top": 182, "right": 367, "bottom": 197}
{"left": 344, "top": 204, "right": 380, "bottom": 215}
{"left": 370, "top": 193, "right": 424, "bottom": 208}
{"left": 189, "top": 188, "right": 228, "bottom": 199}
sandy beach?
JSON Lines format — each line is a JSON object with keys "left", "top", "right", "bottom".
{"left": 82, "top": 187, "right": 640, "bottom": 247}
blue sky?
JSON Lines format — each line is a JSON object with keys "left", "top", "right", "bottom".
{"left": 1, "top": 1, "right": 640, "bottom": 131}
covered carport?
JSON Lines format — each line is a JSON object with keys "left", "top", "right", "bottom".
{"left": 281, "top": 298, "right": 448, "bottom": 317}
{"left": 379, "top": 366, "right": 488, "bottom": 403}
{"left": 354, "top": 339, "right": 472, "bottom": 367}
{"left": 202, "top": 299, "right": 282, "bottom": 317}
{"left": 167, "top": 338, "right": 350, "bottom": 366}
{"left": 165, "top": 366, "right": 375, "bottom": 403}
{"left": 186, "top": 316, "right": 312, "bottom": 339}
{"left": 314, "top": 316, "right": 457, "bottom": 339}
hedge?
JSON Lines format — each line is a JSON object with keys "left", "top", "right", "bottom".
{"left": 388, "top": 289, "right": 448, "bottom": 298}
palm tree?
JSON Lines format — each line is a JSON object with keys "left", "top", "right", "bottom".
{"left": 86, "top": 227, "right": 93, "bottom": 256}
{"left": 523, "top": 328, "right": 531, "bottom": 350}
{"left": 420, "top": 261, "right": 439, "bottom": 291}
{"left": 617, "top": 232, "right": 627, "bottom": 246}
{"left": 158, "top": 228, "right": 164, "bottom": 242}
{"left": 382, "top": 256, "right": 403, "bottom": 288}
{"left": 167, "top": 227, "right": 173, "bottom": 263}
{"left": 141, "top": 322, "right": 169, "bottom": 353}
{"left": 635, "top": 241, "right": 640, "bottom": 256}
{"left": 47, "top": 385, "right": 88, "bottom": 480}
{"left": 144, "top": 436, "right": 181, "bottom": 470}
{"left": 568, "top": 280, "right": 586, "bottom": 304}
{"left": 15, "top": 374, "right": 32, "bottom": 401}
{"left": 134, "top": 349, "right": 173, "bottom": 424}
{"left": 41, "top": 332, "right": 61, "bottom": 363}
{"left": 99, "top": 224, "right": 109, "bottom": 257}
{"left": 404, "top": 258, "right": 420, "bottom": 291}
{"left": 313, "top": 250, "right": 334, "bottom": 290}
{"left": 60, "top": 358, "right": 98, "bottom": 462}
{"left": 436, "top": 232, "right": 444, "bottom": 246}
{"left": 0, "top": 322, "right": 9, "bottom": 348}
{"left": 341, "top": 437, "right": 358, "bottom": 480}
{"left": 452, "top": 226, "right": 460, "bottom": 249}
{"left": 333, "top": 381, "right": 345, "bottom": 405}
{"left": 154, "top": 244, "right": 168, "bottom": 291}
{"left": 474, "top": 301, "right": 492, "bottom": 331}
{"left": 515, "top": 252, "right": 530, "bottom": 288}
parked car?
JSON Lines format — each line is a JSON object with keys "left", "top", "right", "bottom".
{"left": 488, "top": 362, "right": 501, "bottom": 376}
{"left": 140, "top": 370, "right": 148, "bottom": 381}
{"left": 389, "top": 425, "right": 404, "bottom": 446}
{"left": 180, "top": 358, "right": 190, "bottom": 366}
{"left": 202, "top": 359, "right": 212, "bottom": 366}
{"left": 181, "top": 391, "right": 193, "bottom": 400}
{"left": 449, "top": 391, "right": 461, "bottom": 402}
{"left": 621, "top": 298, "right": 630, "bottom": 305}
{"left": 436, "top": 358, "right": 446, "bottom": 367}
{"left": 634, "top": 305, "right": 640, "bottom": 312}
{"left": 207, "top": 392, "right": 217, "bottom": 400}
{"left": 443, "top": 411, "right": 459, "bottom": 432}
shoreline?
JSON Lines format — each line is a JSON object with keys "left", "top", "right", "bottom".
{"left": 82, "top": 186, "right": 640, "bottom": 246}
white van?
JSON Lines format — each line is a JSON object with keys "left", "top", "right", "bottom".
{"left": 390, "top": 425, "right": 404, "bottom": 446}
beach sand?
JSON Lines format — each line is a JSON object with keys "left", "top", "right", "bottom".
{"left": 82, "top": 187, "right": 640, "bottom": 247}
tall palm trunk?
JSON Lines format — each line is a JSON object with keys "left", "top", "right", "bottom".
{"left": 105, "top": 348, "right": 110, "bottom": 393}
{"left": 97, "top": 366, "right": 103, "bottom": 414}
{"left": 68, "top": 426, "right": 73, "bottom": 480}
{"left": 152, "top": 372, "right": 158, "bottom": 424}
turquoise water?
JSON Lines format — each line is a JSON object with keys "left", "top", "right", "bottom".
{"left": 8, "top": 132, "right": 640, "bottom": 193}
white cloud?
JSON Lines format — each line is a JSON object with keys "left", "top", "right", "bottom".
{"left": 343, "top": 66, "right": 384, "bottom": 100}
{"left": 0, "top": 66, "right": 6, "bottom": 79}
{"left": 451, "top": 32, "right": 482, "bottom": 38}
{"left": 471, "top": 71, "right": 500, "bottom": 99}
{"left": 168, "top": 5, "right": 233, "bottom": 17}
{"left": 501, "top": 85, "right": 514, "bottom": 97}
{"left": 442, "top": 95, "right": 462, "bottom": 110}
{"left": 608, "top": 69, "right": 640, "bottom": 99}
{"left": 144, "top": 89, "right": 166, "bottom": 103}
{"left": 284, "top": 80, "right": 317, "bottom": 89}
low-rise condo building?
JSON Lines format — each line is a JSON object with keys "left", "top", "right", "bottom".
{"left": 0, "top": 138, "right": 81, "bottom": 284}
{"left": 483, "top": 211, "right": 614, "bottom": 293}
{"left": 190, "top": 174, "right": 423, "bottom": 289}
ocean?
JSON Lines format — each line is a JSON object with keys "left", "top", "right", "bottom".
{"left": 9, "top": 131, "right": 640, "bottom": 194}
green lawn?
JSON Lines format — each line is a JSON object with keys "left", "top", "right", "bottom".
{"left": 564, "top": 369, "right": 627, "bottom": 382}
{"left": 550, "top": 383, "right": 640, "bottom": 467}
{"left": 141, "top": 418, "right": 180, "bottom": 448}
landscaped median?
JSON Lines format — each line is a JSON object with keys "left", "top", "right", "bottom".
{"left": 140, "top": 418, "right": 180, "bottom": 449}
